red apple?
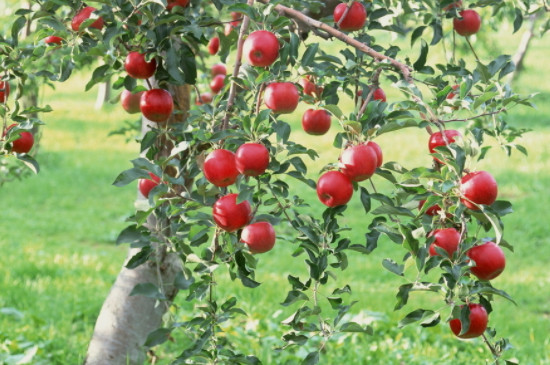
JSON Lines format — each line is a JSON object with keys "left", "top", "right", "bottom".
{"left": 333, "top": 2, "right": 367, "bottom": 32}
{"left": 428, "top": 129, "right": 462, "bottom": 163}
{"left": 138, "top": 173, "right": 161, "bottom": 198}
{"left": 418, "top": 199, "right": 444, "bottom": 216}
{"left": 340, "top": 144, "right": 378, "bottom": 182}
{"left": 453, "top": 9, "right": 481, "bottom": 36}
{"left": 241, "top": 222, "right": 276, "bottom": 254}
{"left": 0, "top": 81, "right": 10, "bottom": 103}
{"left": 125, "top": 52, "right": 157, "bottom": 79}
{"left": 460, "top": 171, "right": 498, "bottom": 210}
{"left": 167, "top": 0, "right": 190, "bottom": 11}
{"left": 208, "top": 37, "right": 220, "bottom": 55}
{"left": 443, "top": 0, "right": 462, "bottom": 11}
{"left": 467, "top": 241, "right": 505, "bottom": 281}
{"left": 195, "top": 92, "right": 213, "bottom": 106}
{"left": 210, "top": 74, "right": 225, "bottom": 94}
{"left": 235, "top": 143, "right": 270, "bottom": 177}
{"left": 4, "top": 124, "right": 34, "bottom": 154}
{"left": 203, "top": 149, "right": 239, "bottom": 187}
{"left": 224, "top": 23, "right": 235, "bottom": 36}
{"left": 71, "top": 6, "right": 104, "bottom": 31}
{"left": 230, "top": 11, "right": 241, "bottom": 27}
{"left": 373, "top": 88, "right": 387, "bottom": 102}
{"left": 449, "top": 303, "right": 488, "bottom": 339}
{"left": 317, "top": 170, "right": 354, "bottom": 207}
{"left": 121, "top": 89, "right": 145, "bottom": 114}
{"left": 428, "top": 227, "right": 461, "bottom": 257}
{"left": 447, "top": 84, "right": 460, "bottom": 99}
{"left": 299, "top": 76, "right": 323, "bottom": 98}
{"left": 140, "top": 89, "right": 174, "bottom": 123}
{"left": 44, "top": 36, "right": 64, "bottom": 45}
{"left": 302, "top": 109, "right": 331, "bottom": 136}
{"left": 212, "top": 193, "right": 252, "bottom": 232}
{"left": 366, "top": 141, "right": 383, "bottom": 168}
{"left": 211, "top": 64, "right": 227, "bottom": 76}
{"left": 243, "top": 30, "right": 279, "bottom": 67}
{"left": 264, "top": 82, "right": 299, "bottom": 114}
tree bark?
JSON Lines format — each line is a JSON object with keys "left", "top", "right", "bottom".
{"left": 84, "top": 83, "right": 190, "bottom": 364}
{"left": 510, "top": 13, "right": 539, "bottom": 83}
{"left": 94, "top": 77, "right": 111, "bottom": 110}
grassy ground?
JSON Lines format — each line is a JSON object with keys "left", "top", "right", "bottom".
{"left": 1, "top": 28, "right": 550, "bottom": 365}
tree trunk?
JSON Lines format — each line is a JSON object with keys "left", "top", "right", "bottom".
{"left": 510, "top": 13, "right": 539, "bottom": 83}
{"left": 84, "top": 83, "right": 191, "bottom": 364}
{"left": 95, "top": 77, "right": 111, "bottom": 110}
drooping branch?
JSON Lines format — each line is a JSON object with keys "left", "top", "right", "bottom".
{"left": 257, "top": 0, "right": 413, "bottom": 82}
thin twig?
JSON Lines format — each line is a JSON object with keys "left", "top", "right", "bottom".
{"left": 482, "top": 333, "right": 501, "bottom": 364}
{"left": 440, "top": 108, "right": 506, "bottom": 123}
{"left": 222, "top": 0, "right": 254, "bottom": 130}
{"left": 357, "top": 68, "right": 382, "bottom": 120}
{"left": 465, "top": 37, "right": 481, "bottom": 63}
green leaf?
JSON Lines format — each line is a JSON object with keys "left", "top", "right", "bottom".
{"left": 411, "top": 26, "right": 426, "bottom": 46}
{"left": 323, "top": 104, "right": 343, "bottom": 119}
{"left": 513, "top": 8, "right": 523, "bottom": 33}
{"left": 340, "top": 322, "right": 373, "bottom": 334}
{"left": 473, "top": 91, "right": 499, "bottom": 109}
{"left": 398, "top": 309, "right": 437, "bottom": 328}
{"left": 371, "top": 205, "right": 415, "bottom": 217}
{"left": 11, "top": 16, "right": 26, "bottom": 46}
{"left": 125, "top": 246, "right": 152, "bottom": 269}
{"left": 281, "top": 290, "right": 309, "bottom": 306}
{"left": 394, "top": 284, "right": 413, "bottom": 310}
{"left": 382, "top": 258, "right": 404, "bottom": 276}
{"left": 413, "top": 40, "right": 428, "bottom": 71}
{"left": 430, "top": 20, "right": 443, "bottom": 45}
{"left": 301, "top": 43, "right": 319, "bottom": 67}
{"left": 145, "top": 328, "right": 172, "bottom": 347}
{"left": 129, "top": 283, "right": 165, "bottom": 300}
{"left": 302, "top": 351, "right": 319, "bottom": 365}
{"left": 359, "top": 187, "right": 371, "bottom": 214}
{"left": 174, "top": 269, "right": 195, "bottom": 290}
{"left": 16, "top": 154, "right": 40, "bottom": 174}
{"left": 112, "top": 168, "right": 150, "bottom": 187}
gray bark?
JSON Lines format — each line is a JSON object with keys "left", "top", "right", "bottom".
{"left": 510, "top": 13, "right": 539, "bottom": 83}
{"left": 94, "top": 77, "right": 111, "bottom": 110}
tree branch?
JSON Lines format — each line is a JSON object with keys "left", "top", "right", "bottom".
{"left": 258, "top": 0, "right": 413, "bottom": 82}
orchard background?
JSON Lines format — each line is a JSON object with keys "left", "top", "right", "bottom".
{"left": 1, "top": 0, "right": 550, "bottom": 364}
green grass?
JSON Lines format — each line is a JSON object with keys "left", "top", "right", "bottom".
{"left": 2, "top": 30, "right": 550, "bottom": 365}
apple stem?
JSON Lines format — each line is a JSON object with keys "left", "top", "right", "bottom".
{"left": 465, "top": 36, "right": 481, "bottom": 63}
{"left": 481, "top": 333, "right": 501, "bottom": 363}
{"left": 440, "top": 108, "right": 506, "bottom": 123}
{"left": 222, "top": 0, "right": 255, "bottom": 131}
{"left": 145, "top": 78, "right": 153, "bottom": 90}
{"left": 254, "top": 82, "right": 266, "bottom": 117}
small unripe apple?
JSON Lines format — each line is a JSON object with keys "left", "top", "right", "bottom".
{"left": 460, "top": 171, "right": 498, "bottom": 210}
{"left": 235, "top": 143, "right": 270, "bottom": 177}
{"left": 243, "top": 30, "right": 279, "bottom": 67}
{"left": 333, "top": 2, "right": 367, "bottom": 32}
{"left": 264, "top": 82, "right": 299, "bottom": 114}
{"left": 4, "top": 124, "right": 34, "bottom": 154}
{"left": 211, "top": 64, "right": 227, "bottom": 77}
{"left": 428, "top": 227, "right": 461, "bottom": 257}
{"left": 138, "top": 173, "right": 161, "bottom": 198}
{"left": 121, "top": 90, "right": 145, "bottom": 114}
{"left": 0, "top": 81, "right": 10, "bottom": 103}
{"left": 340, "top": 144, "right": 378, "bottom": 182}
{"left": 210, "top": 74, "right": 225, "bottom": 94}
{"left": 71, "top": 6, "right": 104, "bottom": 31}
{"left": 467, "top": 241, "right": 506, "bottom": 281}
{"left": 447, "top": 84, "right": 460, "bottom": 100}
{"left": 366, "top": 141, "right": 383, "bottom": 168}
{"left": 140, "top": 89, "right": 174, "bottom": 123}
{"left": 302, "top": 109, "right": 331, "bottom": 136}
{"left": 241, "top": 222, "right": 276, "bottom": 254}
{"left": 44, "top": 36, "right": 64, "bottom": 45}
{"left": 317, "top": 170, "right": 354, "bottom": 207}
{"left": 125, "top": 52, "right": 157, "bottom": 80}
{"left": 208, "top": 37, "right": 220, "bottom": 55}
{"left": 212, "top": 194, "right": 252, "bottom": 232}
{"left": 195, "top": 92, "right": 213, "bottom": 106}
{"left": 203, "top": 149, "right": 240, "bottom": 187}
{"left": 449, "top": 303, "right": 488, "bottom": 339}
{"left": 453, "top": 9, "right": 481, "bottom": 36}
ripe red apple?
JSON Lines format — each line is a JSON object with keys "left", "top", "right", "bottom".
{"left": 317, "top": 170, "right": 354, "bottom": 207}
{"left": 208, "top": 37, "right": 220, "bottom": 55}
{"left": 212, "top": 193, "right": 252, "bottom": 232}
{"left": 203, "top": 149, "right": 240, "bottom": 187}
{"left": 449, "top": 303, "right": 488, "bottom": 339}
{"left": 428, "top": 129, "right": 462, "bottom": 163}
{"left": 71, "top": 6, "right": 104, "bottom": 31}
{"left": 121, "top": 89, "right": 145, "bottom": 114}
{"left": 167, "top": 0, "right": 190, "bottom": 11}
{"left": 243, "top": 30, "right": 279, "bottom": 67}
{"left": 4, "top": 124, "right": 34, "bottom": 154}
{"left": 333, "top": 2, "right": 367, "bottom": 32}
{"left": 467, "top": 241, "right": 506, "bottom": 281}
{"left": 195, "top": 92, "right": 213, "bottom": 106}
{"left": 140, "top": 89, "right": 174, "bottom": 123}
{"left": 210, "top": 74, "right": 225, "bottom": 94}
{"left": 302, "top": 109, "right": 331, "bottom": 136}
{"left": 443, "top": 0, "right": 462, "bottom": 11}
{"left": 211, "top": 64, "right": 227, "bottom": 76}
{"left": 373, "top": 88, "right": 387, "bottom": 102}
{"left": 418, "top": 199, "right": 444, "bottom": 216}
{"left": 428, "top": 227, "right": 461, "bottom": 257}
{"left": 241, "top": 222, "right": 276, "bottom": 254}
{"left": 125, "top": 52, "right": 157, "bottom": 79}
{"left": 230, "top": 11, "right": 241, "bottom": 27}
{"left": 447, "top": 84, "right": 460, "bottom": 99}
{"left": 453, "top": 9, "right": 481, "bottom": 36}
{"left": 460, "top": 171, "right": 498, "bottom": 210}
{"left": 235, "top": 143, "right": 270, "bottom": 177}
{"left": 264, "top": 82, "right": 299, "bottom": 114}
{"left": 138, "top": 173, "right": 161, "bottom": 198}
{"left": 44, "top": 36, "right": 63, "bottom": 45}
{"left": 0, "top": 81, "right": 10, "bottom": 103}
{"left": 340, "top": 144, "right": 378, "bottom": 182}
{"left": 366, "top": 141, "right": 383, "bottom": 168}
{"left": 299, "top": 77, "right": 323, "bottom": 98}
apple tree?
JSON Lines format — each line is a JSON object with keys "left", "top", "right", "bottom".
{"left": 0, "top": 0, "right": 544, "bottom": 363}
